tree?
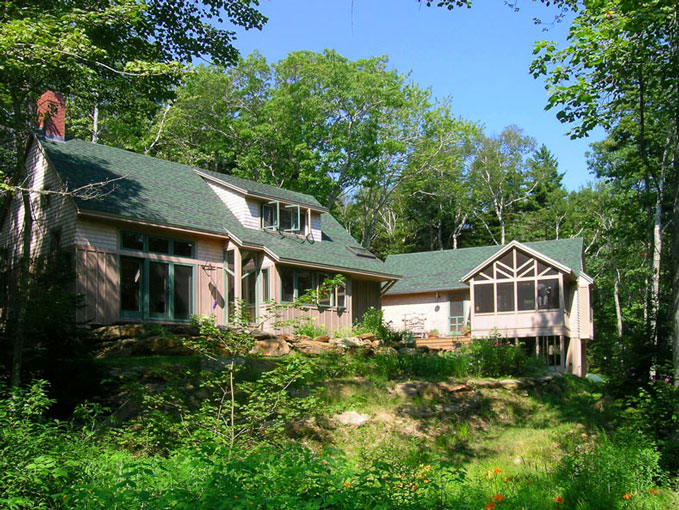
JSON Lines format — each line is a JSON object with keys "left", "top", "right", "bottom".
{"left": 0, "top": 0, "right": 266, "bottom": 386}
{"left": 531, "top": 0, "right": 679, "bottom": 385}
{"left": 468, "top": 126, "right": 538, "bottom": 245}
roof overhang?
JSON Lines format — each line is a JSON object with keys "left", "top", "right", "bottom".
{"left": 461, "top": 240, "right": 582, "bottom": 283}
{"left": 77, "top": 209, "right": 232, "bottom": 241}
{"left": 195, "top": 169, "right": 329, "bottom": 213}
{"left": 384, "top": 285, "right": 469, "bottom": 296}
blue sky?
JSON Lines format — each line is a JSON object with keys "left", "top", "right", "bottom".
{"left": 228, "top": 0, "right": 604, "bottom": 191}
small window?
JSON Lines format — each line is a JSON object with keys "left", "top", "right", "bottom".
{"left": 262, "top": 202, "right": 278, "bottom": 230}
{"left": 174, "top": 241, "right": 193, "bottom": 257}
{"left": 148, "top": 237, "right": 170, "bottom": 254}
{"left": 280, "top": 267, "right": 295, "bottom": 302}
{"left": 496, "top": 282, "right": 515, "bottom": 312}
{"left": 296, "top": 270, "right": 314, "bottom": 300}
{"left": 261, "top": 268, "right": 270, "bottom": 301}
{"left": 538, "top": 279, "right": 560, "bottom": 309}
{"left": 280, "top": 205, "right": 300, "bottom": 232}
{"left": 348, "top": 246, "right": 377, "bottom": 259}
{"left": 122, "top": 232, "right": 144, "bottom": 251}
{"left": 474, "top": 283, "right": 494, "bottom": 313}
{"left": 336, "top": 282, "right": 346, "bottom": 309}
{"left": 317, "top": 272, "right": 332, "bottom": 307}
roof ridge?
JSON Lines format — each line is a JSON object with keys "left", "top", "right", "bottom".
{"left": 200, "top": 168, "right": 323, "bottom": 207}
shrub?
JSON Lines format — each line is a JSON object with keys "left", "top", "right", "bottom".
{"left": 293, "top": 316, "right": 328, "bottom": 338}
{"left": 354, "top": 307, "right": 412, "bottom": 346}
{"left": 463, "top": 336, "right": 538, "bottom": 378}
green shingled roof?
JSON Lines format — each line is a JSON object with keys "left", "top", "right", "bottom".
{"left": 200, "top": 170, "right": 325, "bottom": 211}
{"left": 37, "top": 135, "right": 396, "bottom": 278}
{"left": 384, "top": 238, "right": 586, "bottom": 295}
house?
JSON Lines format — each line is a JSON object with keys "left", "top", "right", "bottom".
{"left": 382, "top": 239, "right": 594, "bottom": 376}
{"left": 0, "top": 92, "right": 399, "bottom": 333}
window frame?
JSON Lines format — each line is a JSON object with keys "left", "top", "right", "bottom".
{"left": 119, "top": 257, "right": 195, "bottom": 322}
{"left": 471, "top": 248, "right": 562, "bottom": 315}
{"left": 279, "top": 266, "right": 347, "bottom": 310}
{"left": 120, "top": 231, "right": 195, "bottom": 259}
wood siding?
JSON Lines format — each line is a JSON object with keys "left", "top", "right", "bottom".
{"left": 206, "top": 180, "right": 256, "bottom": 228}
{"left": 351, "top": 279, "right": 381, "bottom": 323}
{"left": 311, "top": 212, "right": 322, "bottom": 242}
{"left": 0, "top": 139, "right": 77, "bottom": 260}
{"left": 74, "top": 222, "right": 228, "bottom": 326}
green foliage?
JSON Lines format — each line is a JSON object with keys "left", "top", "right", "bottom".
{"left": 293, "top": 317, "right": 328, "bottom": 338}
{"left": 354, "top": 307, "right": 412, "bottom": 345}
{"left": 463, "top": 336, "right": 540, "bottom": 378}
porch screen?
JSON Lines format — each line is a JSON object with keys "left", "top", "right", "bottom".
{"left": 474, "top": 283, "right": 494, "bottom": 313}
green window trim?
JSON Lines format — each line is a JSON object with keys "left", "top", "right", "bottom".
{"left": 120, "top": 256, "right": 195, "bottom": 322}
{"left": 279, "top": 267, "right": 347, "bottom": 310}
{"left": 120, "top": 231, "right": 195, "bottom": 259}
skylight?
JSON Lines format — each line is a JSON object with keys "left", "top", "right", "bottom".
{"left": 348, "top": 246, "right": 377, "bottom": 259}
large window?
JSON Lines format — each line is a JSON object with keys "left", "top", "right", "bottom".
{"left": 279, "top": 267, "right": 346, "bottom": 308}
{"left": 120, "top": 256, "right": 193, "bottom": 320}
{"left": 472, "top": 248, "right": 562, "bottom": 314}
{"left": 120, "top": 232, "right": 194, "bottom": 321}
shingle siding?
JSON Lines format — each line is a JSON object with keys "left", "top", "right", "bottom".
{"left": 0, "top": 139, "right": 77, "bottom": 260}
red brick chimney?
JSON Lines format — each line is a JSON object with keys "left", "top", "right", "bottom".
{"left": 37, "top": 91, "right": 66, "bottom": 140}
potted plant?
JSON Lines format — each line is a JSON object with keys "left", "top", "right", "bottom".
{"left": 428, "top": 329, "right": 439, "bottom": 339}
{"left": 460, "top": 325, "right": 471, "bottom": 337}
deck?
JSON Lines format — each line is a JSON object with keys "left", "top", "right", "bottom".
{"left": 415, "top": 336, "right": 472, "bottom": 351}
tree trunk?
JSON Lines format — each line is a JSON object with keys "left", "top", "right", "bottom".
{"left": 614, "top": 268, "right": 623, "bottom": 337}
{"left": 91, "top": 102, "right": 99, "bottom": 143}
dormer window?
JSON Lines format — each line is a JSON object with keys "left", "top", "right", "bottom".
{"left": 261, "top": 201, "right": 308, "bottom": 235}
{"left": 348, "top": 246, "right": 376, "bottom": 259}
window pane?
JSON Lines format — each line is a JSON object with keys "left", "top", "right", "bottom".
{"left": 537, "top": 261, "right": 558, "bottom": 276}
{"left": 242, "top": 253, "right": 257, "bottom": 321}
{"left": 537, "top": 279, "right": 559, "bottom": 309}
{"left": 121, "top": 257, "right": 142, "bottom": 313}
{"left": 149, "top": 262, "right": 169, "bottom": 315}
{"left": 149, "top": 237, "right": 170, "bottom": 254}
{"left": 174, "top": 241, "right": 193, "bottom": 257}
{"left": 517, "top": 281, "right": 536, "bottom": 311}
{"left": 226, "top": 249, "right": 235, "bottom": 273}
{"left": 450, "top": 295, "right": 464, "bottom": 317}
{"left": 496, "top": 282, "right": 515, "bottom": 312}
{"left": 174, "top": 265, "right": 193, "bottom": 318}
{"left": 318, "top": 273, "right": 331, "bottom": 306}
{"left": 297, "top": 270, "right": 314, "bottom": 301}
{"left": 516, "top": 250, "right": 530, "bottom": 268}
{"left": 479, "top": 263, "right": 493, "bottom": 279}
{"left": 498, "top": 250, "right": 513, "bottom": 270}
{"left": 261, "top": 268, "right": 270, "bottom": 301}
{"left": 299, "top": 210, "right": 308, "bottom": 233}
{"left": 474, "top": 283, "right": 494, "bottom": 313}
{"left": 495, "top": 265, "right": 511, "bottom": 279}
{"left": 336, "top": 283, "right": 346, "bottom": 308}
{"left": 280, "top": 267, "right": 294, "bottom": 302}
{"left": 280, "top": 207, "right": 300, "bottom": 232}
{"left": 122, "top": 232, "right": 144, "bottom": 250}
{"left": 262, "top": 203, "right": 277, "bottom": 229}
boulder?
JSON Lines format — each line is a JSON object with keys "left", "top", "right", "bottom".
{"left": 277, "top": 333, "right": 296, "bottom": 343}
{"left": 129, "top": 336, "right": 194, "bottom": 356}
{"left": 499, "top": 379, "right": 528, "bottom": 390}
{"left": 393, "top": 382, "right": 422, "bottom": 398}
{"left": 249, "top": 338, "right": 290, "bottom": 357}
{"left": 334, "top": 410, "right": 370, "bottom": 426}
{"left": 398, "top": 347, "right": 419, "bottom": 355}
{"left": 313, "top": 334, "right": 331, "bottom": 343}
{"left": 334, "top": 337, "right": 365, "bottom": 348}
{"left": 250, "top": 329, "right": 276, "bottom": 340}
{"left": 466, "top": 378, "right": 501, "bottom": 389}
{"left": 357, "top": 332, "right": 377, "bottom": 341}
{"left": 295, "top": 335, "right": 312, "bottom": 343}
{"left": 293, "top": 340, "right": 337, "bottom": 355}
{"left": 92, "top": 324, "right": 151, "bottom": 340}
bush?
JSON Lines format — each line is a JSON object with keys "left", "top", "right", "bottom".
{"left": 293, "top": 316, "right": 328, "bottom": 338}
{"left": 463, "top": 336, "right": 539, "bottom": 378}
{"left": 354, "top": 307, "right": 412, "bottom": 346}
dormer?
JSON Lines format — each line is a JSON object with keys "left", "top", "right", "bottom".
{"left": 196, "top": 169, "right": 326, "bottom": 241}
